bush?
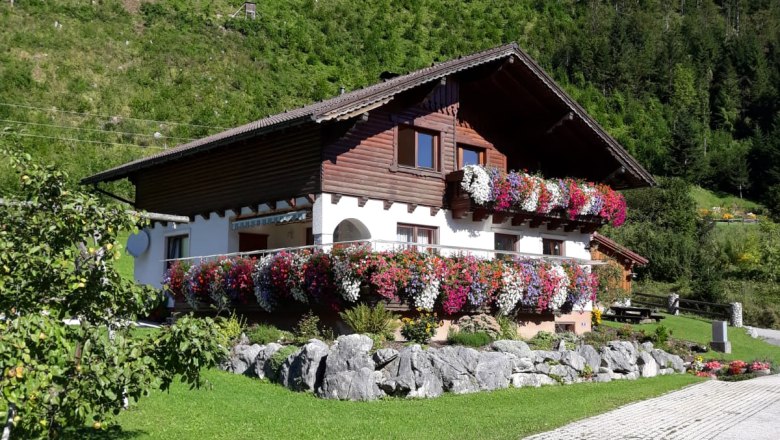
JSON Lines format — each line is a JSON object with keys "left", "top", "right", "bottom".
{"left": 400, "top": 313, "right": 439, "bottom": 344}
{"left": 247, "top": 324, "right": 282, "bottom": 345}
{"left": 653, "top": 325, "right": 671, "bottom": 346}
{"left": 339, "top": 303, "right": 398, "bottom": 339}
{"left": 617, "top": 324, "right": 634, "bottom": 339}
{"left": 265, "top": 345, "right": 299, "bottom": 381}
{"left": 216, "top": 312, "right": 246, "bottom": 343}
{"left": 527, "top": 331, "right": 556, "bottom": 350}
{"left": 294, "top": 311, "right": 322, "bottom": 342}
{"left": 496, "top": 314, "right": 518, "bottom": 340}
{"left": 447, "top": 330, "right": 493, "bottom": 347}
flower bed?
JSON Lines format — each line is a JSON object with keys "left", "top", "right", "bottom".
{"left": 689, "top": 356, "right": 773, "bottom": 379}
{"left": 460, "top": 165, "right": 627, "bottom": 227}
{"left": 163, "top": 245, "right": 598, "bottom": 315}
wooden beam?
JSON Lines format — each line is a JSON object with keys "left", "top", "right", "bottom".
{"left": 287, "top": 198, "right": 297, "bottom": 208}
{"left": 545, "top": 112, "right": 574, "bottom": 135}
{"left": 201, "top": 212, "right": 211, "bottom": 221}
{"left": 357, "top": 197, "right": 368, "bottom": 207}
{"left": 472, "top": 208, "right": 490, "bottom": 222}
{"left": 383, "top": 200, "right": 393, "bottom": 210}
{"left": 430, "top": 206, "right": 440, "bottom": 217}
{"left": 511, "top": 214, "right": 527, "bottom": 226}
{"left": 216, "top": 209, "right": 226, "bottom": 218}
{"left": 407, "top": 204, "right": 417, "bottom": 214}
{"left": 305, "top": 194, "right": 316, "bottom": 204}
{"left": 331, "top": 194, "right": 342, "bottom": 205}
{"left": 452, "top": 208, "right": 468, "bottom": 220}
{"left": 547, "top": 219, "right": 562, "bottom": 231}
{"left": 564, "top": 222, "right": 578, "bottom": 232}
{"left": 529, "top": 217, "right": 543, "bottom": 228}
{"left": 492, "top": 212, "right": 509, "bottom": 224}
{"left": 267, "top": 201, "right": 276, "bottom": 211}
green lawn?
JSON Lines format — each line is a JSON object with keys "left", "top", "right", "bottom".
{"left": 81, "top": 370, "right": 699, "bottom": 440}
{"left": 690, "top": 186, "right": 762, "bottom": 214}
{"left": 604, "top": 314, "right": 780, "bottom": 364}
{"left": 115, "top": 231, "right": 135, "bottom": 282}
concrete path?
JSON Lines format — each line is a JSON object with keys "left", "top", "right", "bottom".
{"left": 749, "top": 326, "right": 780, "bottom": 347}
{"left": 525, "top": 374, "right": 780, "bottom": 440}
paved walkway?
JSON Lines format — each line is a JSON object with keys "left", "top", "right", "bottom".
{"left": 750, "top": 326, "right": 780, "bottom": 347}
{"left": 525, "top": 374, "right": 780, "bottom": 440}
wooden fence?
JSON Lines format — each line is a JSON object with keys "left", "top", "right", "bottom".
{"left": 630, "top": 292, "right": 733, "bottom": 322}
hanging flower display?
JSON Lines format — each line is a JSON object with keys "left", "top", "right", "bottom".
{"left": 166, "top": 248, "right": 599, "bottom": 316}
{"left": 460, "top": 165, "right": 627, "bottom": 227}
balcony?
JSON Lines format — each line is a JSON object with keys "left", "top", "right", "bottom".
{"left": 445, "top": 167, "right": 624, "bottom": 233}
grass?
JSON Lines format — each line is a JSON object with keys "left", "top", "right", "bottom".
{"left": 87, "top": 369, "right": 701, "bottom": 440}
{"left": 603, "top": 314, "right": 780, "bottom": 364}
{"left": 115, "top": 230, "right": 135, "bottom": 282}
{"left": 690, "top": 186, "right": 762, "bottom": 214}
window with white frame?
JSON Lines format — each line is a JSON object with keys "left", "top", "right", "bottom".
{"left": 165, "top": 234, "right": 189, "bottom": 268}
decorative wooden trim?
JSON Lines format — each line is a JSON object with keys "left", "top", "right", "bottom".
{"left": 511, "top": 214, "right": 527, "bottom": 226}
{"left": 357, "top": 197, "right": 368, "bottom": 207}
{"left": 383, "top": 200, "right": 393, "bottom": 210}
{"left": 305, "top": 194, "right": 316, "bottom": 204}
{"left": 492, "top": 212, "right": 509, "bottom": 224}
{"left": 287, "top": 198, "right": 297, "bottom": 208}
{"left": 188, "top": 215, "right": 196, "bottom": 222}
{"left": 529, "top": 217, "right": 543, "bottom": 228}
{"left": 216, "top": 210, "right": 226, "bottom": 218}
{"left": 452, "top": 208, "right": 468, "bottom": 219}
{"left": 407, "top": 204, "right": 418, "bottom": 214}
{"left": 200, "top": 212, "right": 211, "bottom": 221}
{"left": 267, "top": 201, "right": 277, "bottom": 211}
{"left": 473, "top": 208, "right": 490, "bottom": 222}
{"left": 331, "top": 194, "right": 342, "bottom": 205}
{"left": 564, "top": 222, "right": 577, "bottom": 232}
{"left": 430, "top": 206, "right": 440, "bottom": 216}
{"left": 547, "top": 219, "right": 562, "bottom": 231}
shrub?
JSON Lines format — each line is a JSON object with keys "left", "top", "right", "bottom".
{"left": 447, "top": 330, "right": 493, "bottom": 347}
{"left": 528, "top": 331, "right": 556, "bottom": 350}
{"left": 216, "top": 312, "right": 246, "bottom": 343}
{"left": 400, "top": 313, "right": 439, "bottom": 344}
{"left": 339, "top": 303, "right": 398, "bottom": 339}
{"left": 266, "top": 345, "right": 299, "bottom": 381}
{"left": 591, "top": 308, "right": 602, "bottom": 326}
{"left": 653, "top": 325, "right": 671, "bottom": 346}
{"left": 617, "top": 323, "right": 634, "bottom": 339}
{"left": 247, "top": 323, "right": 282, "bottom": 345}
{"left": 496, "top": 314, "right": 518, "bottom": 340}
{"left": 294, "top": 311, "right": 322, "bottom": 342}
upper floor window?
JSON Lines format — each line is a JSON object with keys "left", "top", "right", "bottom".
{"left": 542, "top": 238, "right": 563, "bottom": 256}
{"left": 494, "top": 233, "right": 517, "bottom": 260}
{"left": 458, "top": 144, "right": 485, "bottom": 169}
{"left": 398, "top": 125, "right": 439, "bottom": 170}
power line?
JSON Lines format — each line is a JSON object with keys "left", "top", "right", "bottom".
{"left": 0, "top": 102, "right": 226, "bottom": 130}
{"left": 0, "top": 118, "right": 196, "bottom": 141}
{"left": 0, "top": 132, "right": 167, "bottom": 150}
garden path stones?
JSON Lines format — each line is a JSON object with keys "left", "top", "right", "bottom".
{"left": 222, "top": 343, "right": 263, "bottom": 376}
{"left": 254, "top": 343, "right": 282, "bottom": 379}
{"left": 317, "top": 334, "right": 382, "bottom": 401}
{"left": 279, "top": 339, "right": 329, "bottom": 392}
{"left": 475, "top": 351, "right": 512, "bottom": 391}
{"left": 428, "top": 346, "right": 480, "bottom": 394}
{"left": 637, "top": 351, "right": 659, "bottom": 378}
{"left": 576, "top": 345, "right": 601, "bottom": 371}
{"left": 490, "top": 340, "right": 533, "bottom": 358}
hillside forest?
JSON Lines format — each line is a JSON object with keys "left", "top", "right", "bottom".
{"left": 1, "top": 0, "right": 779, "bottom": 325}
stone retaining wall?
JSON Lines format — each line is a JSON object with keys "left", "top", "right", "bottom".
{"left": 221, "top": 335, "right": 687, "bottom": 401}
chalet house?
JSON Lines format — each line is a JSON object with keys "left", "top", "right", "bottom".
{"left": 83, "top": 43, "right": 654, "bottom": 336}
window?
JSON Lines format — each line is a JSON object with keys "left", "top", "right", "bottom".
{"left": 165, "top": 234, "right": 189, "bottom": 268}
{"left": 397, "top": 224, "right": 437, "bottom": 250}
{"left": 398, "top": 125, "right": 439, "bottom": 170}
{"left": 494, "top": 233, "right": 517, "bottom": 259}
{"left": 458, "top": 144, "right": 485, "bottom": 168}
{"left": 542, "top": 238, "right": 563, "bottom": 256}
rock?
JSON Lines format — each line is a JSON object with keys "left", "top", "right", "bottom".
{"left": 560, "top": 350, "right": 587, "bottom": 373}
{"left": 535, "top": 363, "right": 551, "bottom": 375}
{"left": 490, "top": 340, "right": 532, "bottom": 358}
{"left": 373, "top": 348, "right": 399, "bottom": 369}
{"left": 279, "top": 339, "right": 329, "bottom": 392}
{"left": 624, "top": 371, "right": 640, "bottom": 380}
{"left": 454, "top": 314, "right": 502, "bottom": 338}
{"left": 510, "top": 373, "right": 558, "bottom": 388}
{"left": 594, "top": 373, "right": 612, "bottom": 383}
{"left": 555, "top": 339, "right": 567, "bottom": 352}
{"left": 377, "top": 345, "right": 443, "bottom": 398}
{"left": 659, "top": 368, "right": 675, "bottom": 376}
{"left": 746, "top": 326, "right": 759, "bottom": 338}
{"left": 598, "top": 366, "right": 611, "bottom": 374}
{"left": 601, "top": 343, "right": 636, "bottom": 373}
{"left": 223, "top": 343, "right": 262, "bottom": 375}
{"left": 650, "top": 349, "right": 685, "bottom": 373}
{"left": 577, "top": 345, "right": 601, "bottom": 371}
{"left": 428, "top": 346, "right": 480, "bottom": 394}
{"left": 254, "top": 343, "right": 282, "bottom": 379}
{"left": 475, "top": 351, "right": 512, "bottom": 391}
{"left": 317, "top": 335, "right": 381, "bottom": 401}
{"left": 533, "top": 350, "right": 562, "bottom": 364}
{"left": 506, "top": 354, "right": 535, "bottom": 373}
{"left": 641, "top": 342, "right": 654, "bottom": 352}
{"left": 548, "top": 364, "right": 578, "bottom": 384}
{"left": 637, "top": 351, "right": 659, "bottom": 378}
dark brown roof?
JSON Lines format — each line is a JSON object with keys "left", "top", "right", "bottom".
{"left": 591, "top": 232, "right": 649, "bottom": 266}
{"left": 82, "top": 43, "right": 655, "bottom": 186}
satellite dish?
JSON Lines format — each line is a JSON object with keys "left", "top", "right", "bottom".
{"left": 126, "top": 230, "right": 150, "bottom": 257}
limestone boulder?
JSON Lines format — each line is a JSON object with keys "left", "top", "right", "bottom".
{"left": 428, "top": 346, "right": 480, "bottom": 394}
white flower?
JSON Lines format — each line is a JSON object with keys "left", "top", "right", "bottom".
{"left": 414, "top": 278, "right": 439, "bottom": 311}
{"left": 497, "top": 266, "right": 525, "bottom": 315}
{"left": 545, "top": 181, "right": 564, "bottom": 212}
{"left": 548, "top": 264, "right": 569, "bottom": 310}
{"left": 332, "top": 256, "right": 361, "bottom": 302}
{"left": 253, "top": 254, "right": 275, "bottom": 311}
{"left": 461, "top": 165, "right": 492, "bottom": 205}
{"left": 578, "top": 185, "right": 596, "bottom": 216}
{"left": 521, "top": 177, "right": 540, "bottom": 212}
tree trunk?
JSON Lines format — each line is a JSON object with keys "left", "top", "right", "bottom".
{"left": 2, "top": 404, "right": 16, "bottom": 440}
